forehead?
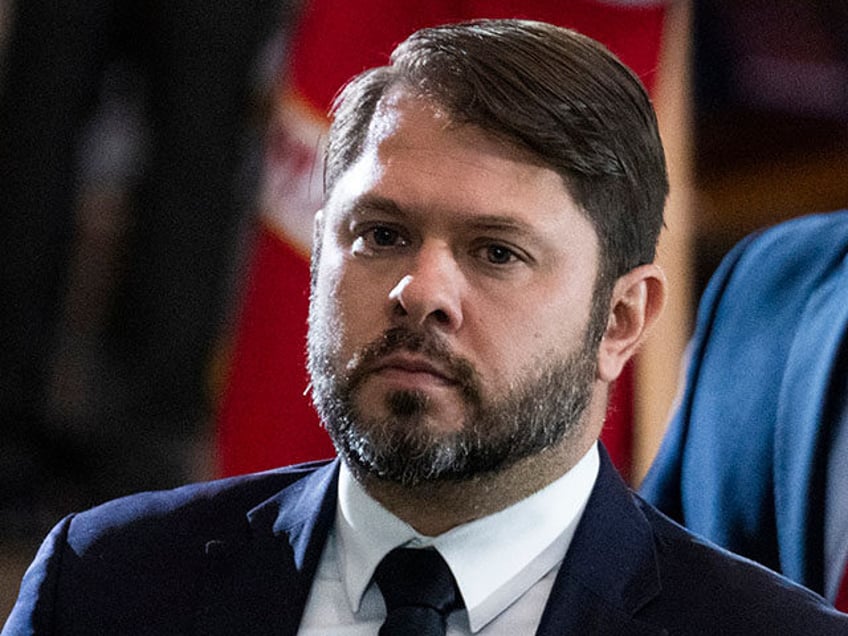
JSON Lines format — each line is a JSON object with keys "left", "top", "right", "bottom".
{"left": 329, "top": 89, "right": 583, "bottom": 216}
{"left": 325, "top": 90, "right": 598, "bottom": 258}
{"left": 366, "top": 89, "right": 549, "bottom": 183}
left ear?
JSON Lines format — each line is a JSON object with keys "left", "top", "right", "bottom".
{"left": 596, "top": 263, "right": 667, "bottom": 383}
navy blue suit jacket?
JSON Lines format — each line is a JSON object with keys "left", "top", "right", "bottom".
{"left": 642, "top": 210, "right": 848, "bottom": 597}
{"left": 5, "top": 446, "right": 847, "bottom": 634}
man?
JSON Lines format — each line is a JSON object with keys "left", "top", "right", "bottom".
{"left": 641, "top": 209, "right": 848, "bottom": 610}
{"left": 4, "top": 19, "right": 847, "bottom": 635}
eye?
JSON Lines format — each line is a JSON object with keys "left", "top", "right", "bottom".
{"left": 370, "top": 226, "right": 402, "bottom": 247}
{"left": 470, "top": 239, "right": 533, "bottom": 273}
{"left": 351, "top": 223, "right": 410, "bottom": 256}
{"left": 484, "top": 244, "right": 517, "bottom": 265}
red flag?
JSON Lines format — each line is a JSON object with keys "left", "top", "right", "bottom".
{"left": 217, "top": 1, "right": 667, "bottom": 480}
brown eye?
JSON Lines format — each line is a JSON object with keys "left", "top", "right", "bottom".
{"left": 485, "top": 244, "right": 516, "bottom": 264}
{"left": 371, "top": 226, "right": 400, "bottom": 246}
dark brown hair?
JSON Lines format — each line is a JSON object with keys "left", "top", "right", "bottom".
{"left": 325, "top": 19, "right": 668, "bottom": 285}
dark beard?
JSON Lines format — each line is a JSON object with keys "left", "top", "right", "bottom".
{"left": 307, "top": 319, "right": 601, "bottom": 487}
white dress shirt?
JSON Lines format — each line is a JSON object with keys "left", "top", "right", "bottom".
{"left": 298, "top": 443, "right": 599, "bottom": 634}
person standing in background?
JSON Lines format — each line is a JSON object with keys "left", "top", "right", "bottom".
{"left": 0, "top": 0, "right": 299, "bottom": 536}
{"left": 641, "top": 210, "right": 848, "bottom": 612}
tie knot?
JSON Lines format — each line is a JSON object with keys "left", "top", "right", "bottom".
{"left": 373, "top": 547, "right": 463, "bottom": 635}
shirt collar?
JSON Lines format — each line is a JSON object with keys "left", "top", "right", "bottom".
{"left": 336, "top": 443, "right": 600, "bottom": 632}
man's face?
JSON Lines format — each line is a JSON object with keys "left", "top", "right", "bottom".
{"left": 307, "top": 91, "right": 606, "bottom": 486}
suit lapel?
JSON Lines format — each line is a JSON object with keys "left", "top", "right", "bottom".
{"left": 194, "top": 461, "right": 340, "bottom": 635}
{"left": 536, "top": 448, "right": 665, "bottom": 636}
{"left": 774, "top": 247, "right": 848, "bottom": 589}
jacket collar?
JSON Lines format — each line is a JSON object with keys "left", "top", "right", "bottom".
{"left": 195, "top": 460, "right": 341, "bottom": 636}
{"left": 536, "top": 447, "right": 665, "bottom": 635}
{"left": 193, "top": 449, "right": 664, "bottom": 635}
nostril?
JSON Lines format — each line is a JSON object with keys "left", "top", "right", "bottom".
{"left": 432, "top": 309, "right": 450, "bottom": 324}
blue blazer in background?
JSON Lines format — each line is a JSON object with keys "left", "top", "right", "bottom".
{"left": 642, "top": 210, "right": 848, "bottom": 597}
{"left": 5, "top": 446, "right": 847, "bottom": 634}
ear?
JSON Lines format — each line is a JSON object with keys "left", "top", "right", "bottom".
{"left": 596, "top": 263, "right": 667, "bottom": 383}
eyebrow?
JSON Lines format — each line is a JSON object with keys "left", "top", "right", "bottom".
{"left": 465, "top": 215, "right": 538, "bottom": 236}
{"left": 349, "top": 194, "right": 541, "bottom": 238}
{"left": 348, "top": 194, "right": 405, "bottom": 219}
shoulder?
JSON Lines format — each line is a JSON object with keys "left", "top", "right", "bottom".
{"left": 718, "top": 209, "right": 848, "bottom": 292}
{"left": 739, "top": 209, "right": 848, "bottom": 255}
{"left": 62, "top": 459, "right": 336, "bottom": 552}
{"left": 2, "top": 460, "right": 337, "bottom": 634}
{"left": 684, "top": 211, "right": 848, "bottom": 397}
{"left": 633, "top": 496, "right": 848, "bottom": 634}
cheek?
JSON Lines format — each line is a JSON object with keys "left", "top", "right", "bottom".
{"left": 315, "top": 259, "right": 391, "bottom": 357}
{"left": 311, "top": 249, "right": 350, "bottom": 344}
{"left": 456, "top": 309, "right": 524, "bottom": 390}
{"left": 312, "top": 256, "right": 342, "bottom": 323}
{"left": 475, "top": 293, "right": 590, "bottom": 382}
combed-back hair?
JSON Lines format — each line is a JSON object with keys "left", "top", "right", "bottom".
{"left": 325, "top": 19, "right": 668, "bottom": 285}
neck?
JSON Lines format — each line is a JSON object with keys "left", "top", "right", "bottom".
{"left": 358, "top": 429, "right": 599, "bottom": 537}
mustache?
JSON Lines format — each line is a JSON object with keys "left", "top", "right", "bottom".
{"left": 345, "top": 327, "right": 480, "bottom": 401}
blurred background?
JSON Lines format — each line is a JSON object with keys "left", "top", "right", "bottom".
{"left": 693, "top": 1, "right": 848, "bottom": 290}
{"left": 2, "top": 0, "right": 848, "bottom": 621}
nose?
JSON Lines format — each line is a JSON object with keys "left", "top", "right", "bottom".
{"left": 388, "top": 243, "right": 464, "bottom": 332}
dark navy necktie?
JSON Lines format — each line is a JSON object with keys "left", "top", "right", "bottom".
{"left": 373, "top": 547, "right": 464, "bottom": 635}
